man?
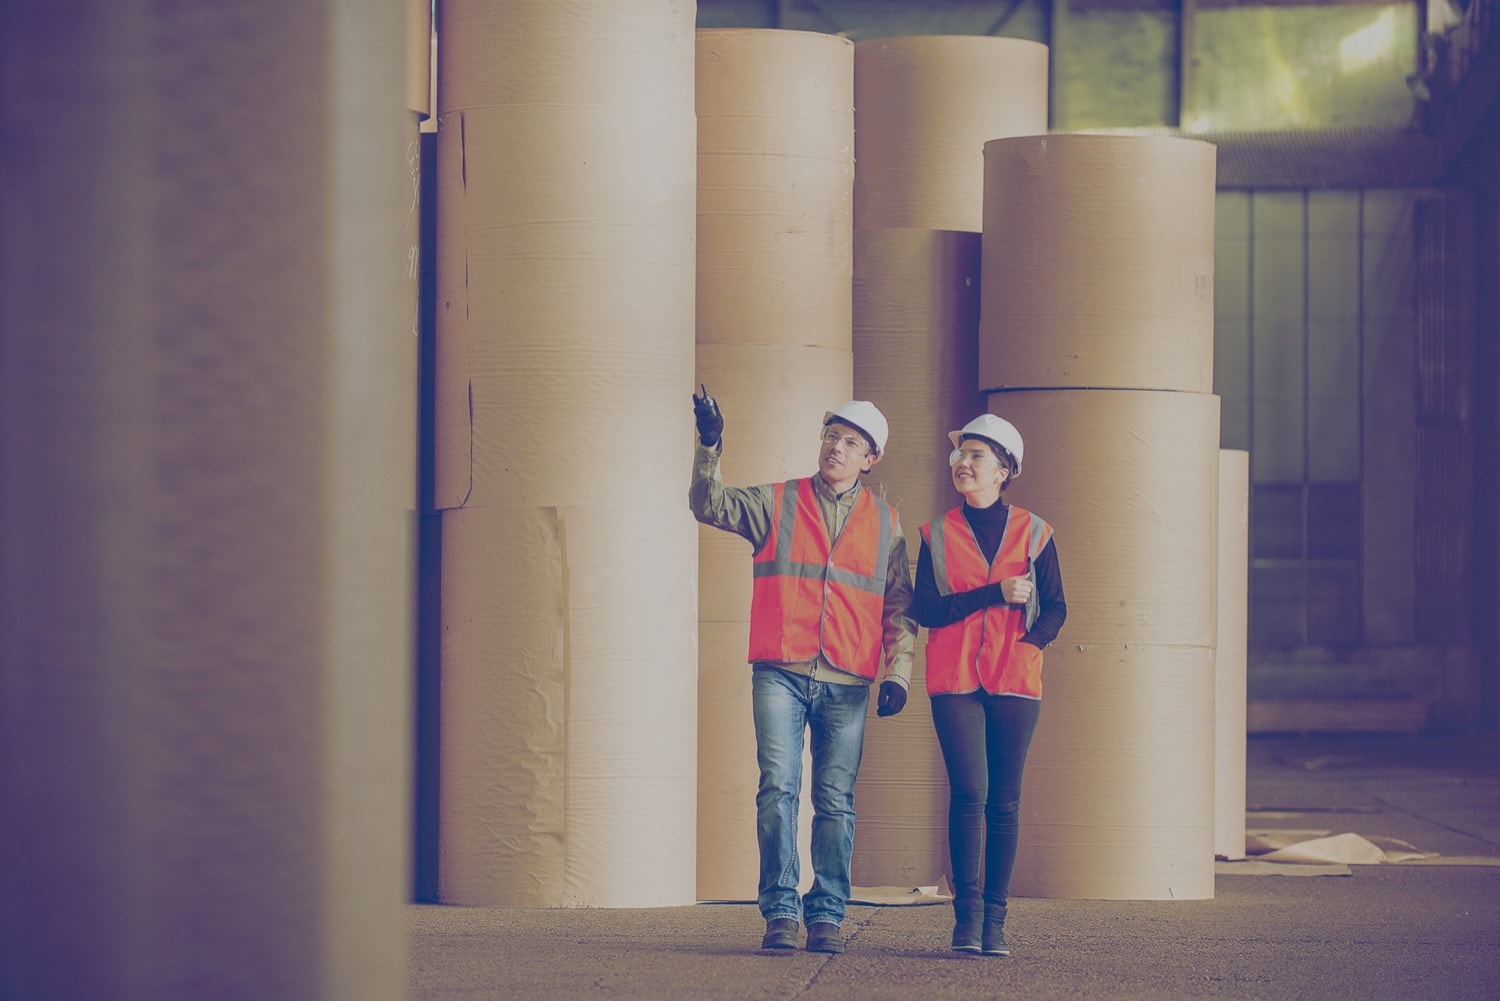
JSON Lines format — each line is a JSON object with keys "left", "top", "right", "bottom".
{"left": 689, "top": 389, "right": 916, "bottom": 955}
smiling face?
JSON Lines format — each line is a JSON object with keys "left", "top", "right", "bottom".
{"left": 949, "top": 437, "right": 1009, "bottom": 508}
{"left": 818, "top": 421, "right": 878, "bottom": 492}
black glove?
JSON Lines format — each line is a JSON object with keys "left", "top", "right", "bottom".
{"left": 876, "top": 680, "right": 907, "bottom": 717}
{"left": 692, "top": 384, "right": 723, "bottom": 448}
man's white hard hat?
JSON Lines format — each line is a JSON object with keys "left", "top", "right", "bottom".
{"left": 823, "top": 400, "right": 889, "bottom": 456}
{"left": 948, "top": 414, "right": 1024, "bottom": 476}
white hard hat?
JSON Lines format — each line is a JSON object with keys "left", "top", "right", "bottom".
{"left": 823, "top": 400, "right": 889, "bottom": 456}
{"left": 948, "top": 414, "right": 1024, "bottom": 476}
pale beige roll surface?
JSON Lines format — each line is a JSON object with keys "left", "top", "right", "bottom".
{"left": 849, "top": 228, "right": 983, "bottom": 889}
{"left": 853, "top": 227, "right": 984, "bottom": 531}
{"left": 406, "top": 0, "right": 431, "bottom": 117}
{"left": 1013, "top": 643, "right": 1216, "bottom": 900}
{"left": 440, "top": 505, "right": 699, "bottom": 907}
{"left": 979, "top": 134, "right": 1217, "bottom": 393}
{"left": 854, "top": 35, "right": 1049, "bottom": 232}
{"left": 996, "top": 389, "right": 1220, "bottom": 647}
{"left": 850, "top": 646, "right": 949, "bottom": 889}
{"left": 1215, "top": 449, "right": 1250, "bottom": 860}
{"left": 437, "top": 0, "right": 695, "bottom": 114}
{"left": 436, "top": 0, "right": 699, "bottom": 907}
{"left": 697, "top": 29, "right": 853, "bottom": 350}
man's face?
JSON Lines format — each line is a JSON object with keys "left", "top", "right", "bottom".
{"left": 818, "top": 422, "right": 876, "bottom": 488}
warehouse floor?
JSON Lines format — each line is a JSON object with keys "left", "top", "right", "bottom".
{"left": 408, "top": 733, "right": 1500, "bottom": 1000}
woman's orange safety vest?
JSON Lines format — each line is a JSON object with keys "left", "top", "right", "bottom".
{"left": 921, "top": 504, "right": 1053, "bottom": 698}
{"left": 747, "top": 478, "right": 894, "bottom": 679}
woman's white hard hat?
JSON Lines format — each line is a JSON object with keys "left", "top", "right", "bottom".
{"left": 823, "top": 400, "right": 889, "bottom": 456}
{"left": 948, "top": 414, "right": 1024, "bottom": 475}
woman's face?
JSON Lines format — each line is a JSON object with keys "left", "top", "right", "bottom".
{"left": 949, "top": 438, "right": 1008, "bottom": 506}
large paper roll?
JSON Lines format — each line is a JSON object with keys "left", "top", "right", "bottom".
{"left": 1013, "top": 643, "right": 1216, "bottom": 900}
{"left": 979, "top": 134, "right": 1217, "bottom": 393}
{"left": 435, "top": 0, "right": 699, "bottom": 908}
{"left": 994, "top": 388, "right": 1218, "bottom": 899}
{"left": 854, "top": 35, "right": 1049, "bottom": 232}
{"left": 697, "top": 29, "right": 854, "bottom": 350}
{"left": 996, "top": 389, "right": 1221, "bottom": 648}
{"left": 1215, "top": 449, "right": 1250, "bottom": 860}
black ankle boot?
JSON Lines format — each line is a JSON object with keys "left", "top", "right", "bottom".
{"left": 951, "top": 898, "right": 982, "bottom": 953}
{"left": 981, "top": 903, "right": 1009, "bottom": 956}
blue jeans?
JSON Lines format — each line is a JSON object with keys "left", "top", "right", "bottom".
{"left": 751, "top": 667, "right": 870, "bottom": 926}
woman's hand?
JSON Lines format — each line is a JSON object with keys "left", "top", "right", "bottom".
{"left": 1000, "top": 575, "right": 1033, "bottom": 605}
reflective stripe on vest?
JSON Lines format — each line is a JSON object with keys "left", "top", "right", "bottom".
{"left": 747, "top": 478, "right": 893, "bottom": 678}
{"left": 923, "top": 505, "right": 1053, "bottom": 697}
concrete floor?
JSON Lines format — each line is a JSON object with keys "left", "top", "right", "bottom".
{"left": 408, "top": 734, "right": 1500, "bottom": 1000}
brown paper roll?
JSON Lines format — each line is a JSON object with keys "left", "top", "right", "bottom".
{"left": 696, "top": 29, "right": 854, "bottom": 350}
{"left": 1215, "top": 449, "right": 1250, "bottom": 860}
{"left": 693, "top": 29, "right": 857, "bottom": 903}
{"left": 406, "top": 0, "right": 431, "bottom": 117}
{"left": 996, "top": 389, "right": 1221, "bottom": 648}
{"left": 440, "top": 505, "right": 699, "bottom": 907}
{"left": 436, "top": 1, "right": 699, "bottom": 908}
{"left": 979, "top": 134, "right": 1217, "bottom": 392}
{"left": 854, "top": 35, "right": 1049, "bottom": 232}
{"left": 1013, "top": 642, "right": 1216, "bottom": 900}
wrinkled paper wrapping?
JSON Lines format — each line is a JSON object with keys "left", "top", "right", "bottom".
{"left": 694, "top": 29, "right": 855, "bottom": 901}
{"left": 1216, "top": 450, "right": 1250, "bottom": 860}
{"left": 979, "top": 134, "right": 1216, "bottom": 393}
{"left": 435, "top": 0, "right": 699, "bottom": 907}
{"left": 854, "top": 35, "right": 1049, "bottom": 232}
{"left": 998, "top": 389, "right": 1219, "bottom": 899}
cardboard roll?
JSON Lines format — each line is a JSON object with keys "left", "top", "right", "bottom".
{"left": 979, "top": 133, "right": 1217, "bottom": 393}
{"left": 854, "top": 34, "right": 1049, "bottom": 232}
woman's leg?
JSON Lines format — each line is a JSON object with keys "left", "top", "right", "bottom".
{"left": 930, "top": 692, "right": 987, "bottom": 950}
{"left": 979, "top": 694, "right": 1041, "bottom": 908}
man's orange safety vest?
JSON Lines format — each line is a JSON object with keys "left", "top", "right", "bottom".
{"left": 921, "top": 504, "right": 1053, "bottom": 698}
{"left": 747, "top": 478, "right": 894, "bottom": 679}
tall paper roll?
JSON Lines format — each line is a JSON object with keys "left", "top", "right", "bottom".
{"left": 995, "top": 388, "right": 1219, "bottom": 900}
{"left": 1216, "top": 449, "right": 1250, "bottom": 860}
{"left": 694, "top": 29, "right": 856, "bottom": 902}
{"left": 854, "top": 35, "right": 1049, "bottom": 232}
{"left": 435, "top": 0, "right": 699, "bottom": 908}
{"left": 979, "top": 134, "right": 1217, "bottom": 393}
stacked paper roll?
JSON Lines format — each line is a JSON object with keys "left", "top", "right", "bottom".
{"left": 695, "top": 28, "right": 855, "bottom": 901}
{"left": 850, "top": 35, "right": 1048, "bottom": 890}
{"left": 979, "top": 134, "right": 1216, "bottom": 393}
{"left": 435, "top": 0, "right": 699, "bottom": 908}
{"left": 982, "top": 134, "right": 1220, "bottom": 900}
{"left": 1216, "top": 450, "right": 1250, "bottom": 860}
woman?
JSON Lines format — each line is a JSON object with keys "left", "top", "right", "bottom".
{"left": 910, "top": 414, "right": 1067, "bottom": 956}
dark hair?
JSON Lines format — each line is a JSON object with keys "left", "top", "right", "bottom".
{"left": 962, "top": 434, "right": 1017, "bottom": 479}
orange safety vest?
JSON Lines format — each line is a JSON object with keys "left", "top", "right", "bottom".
{"left": 747, "top": 478, "right": 894, "bottom": 679}
{"left": 921, "top": 505, "right": 1053, "bottom": 698}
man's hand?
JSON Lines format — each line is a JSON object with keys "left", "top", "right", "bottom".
{"left": 692, "top": 384, "right": 723, "bottom": 448}
{"left": 876, "top": 680, "right": 907, "bottom": 717}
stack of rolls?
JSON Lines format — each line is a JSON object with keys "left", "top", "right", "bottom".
{"left": 979, "top": 134, "right": 1221, "bottom": 899}
{"left": 850, "top": 35, "right": 1050, "bottom": 891}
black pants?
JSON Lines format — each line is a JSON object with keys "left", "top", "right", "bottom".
{"left": 930, "top": 691, "right": 1041, "bottom": 908}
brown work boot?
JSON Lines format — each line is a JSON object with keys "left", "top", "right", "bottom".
{"left": 760, "top": 917, "right": 799, "bottom": 950}
{"left": 805, "top": 921, "right": 845, "bottom": 954}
